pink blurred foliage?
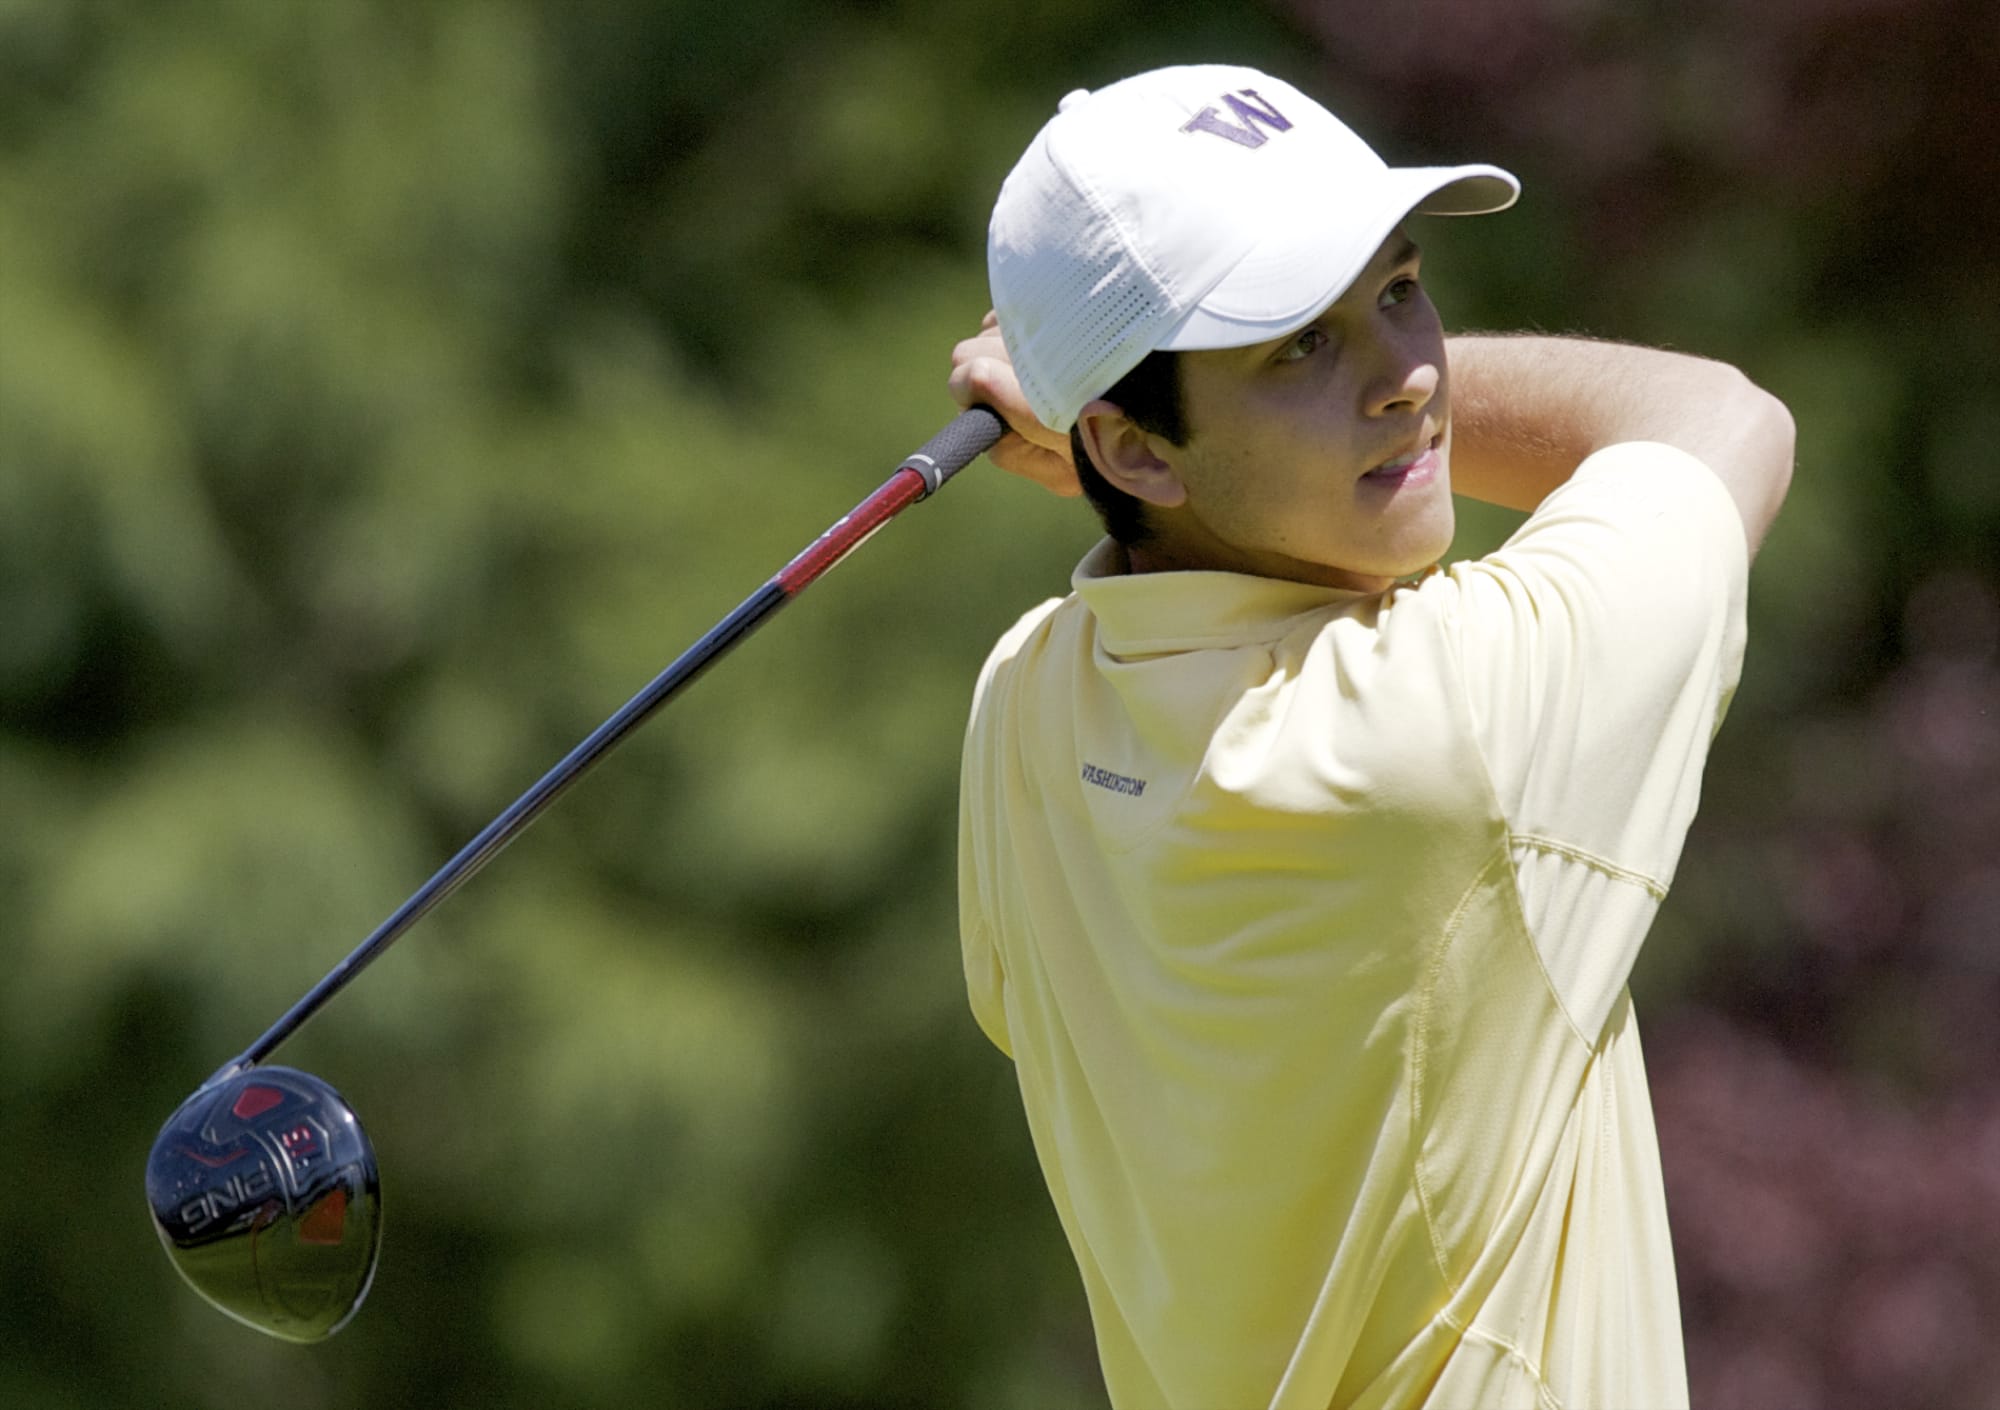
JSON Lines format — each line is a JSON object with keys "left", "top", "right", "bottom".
{"left": 1654, "top": 1012, "right": 2000, "bottom": 1408}
{"left": 1289, "top": 0, "right": 2000, "bottom": 267}
{"left": 1653, "top": 570, "right": 2000, "bottom": 1408}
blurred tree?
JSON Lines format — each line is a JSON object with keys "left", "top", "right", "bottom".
{"left": 0, "top": 0, "right": 1291, "bottom": 1405}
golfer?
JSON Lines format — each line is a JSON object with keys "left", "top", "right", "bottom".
{"left": 948, "top": 65, "right": 1793, "bottom": 1409}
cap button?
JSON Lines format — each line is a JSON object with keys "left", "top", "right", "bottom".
{"left": 1057, "top": 88, "right": 1091, "bottom": 113}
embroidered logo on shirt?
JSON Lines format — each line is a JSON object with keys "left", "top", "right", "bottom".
{"left": 1081, "top": 763, "right": 1148, "bottom": 797}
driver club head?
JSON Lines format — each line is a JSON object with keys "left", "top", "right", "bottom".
{"left": 146, "top": 1065, "right": 382, "bottom": 1342}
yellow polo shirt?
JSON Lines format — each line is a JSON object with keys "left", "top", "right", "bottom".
{"left": 957, "top": 442, "right": 1749, "bottom": 1409}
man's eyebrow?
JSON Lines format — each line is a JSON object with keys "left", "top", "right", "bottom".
{"left": 1381, "top": 234, "right": 1421, "bottom": 269}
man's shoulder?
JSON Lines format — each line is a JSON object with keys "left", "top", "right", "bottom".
{"left": 979, "top": 593, "right": 1070, "bottom": 674}
{"left": 970, "top": 592, "right": 1076, "bottom": 714}
{"left": 1472, "top": 440, "right": 1746, "bottom": 565}
{"left": 996, "top": 593, "right": 1070, "bottom": 653}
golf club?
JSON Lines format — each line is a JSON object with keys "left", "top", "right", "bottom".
{"left": 146, "top": 406, "right": 1004, "bottom": 1341}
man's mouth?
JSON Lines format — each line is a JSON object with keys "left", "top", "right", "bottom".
{"left": 1361, "top": 434, "right": 1443, "bottom": 489}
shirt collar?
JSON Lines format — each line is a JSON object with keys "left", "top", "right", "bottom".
{"left": 1071, "top": 538, "right": 1374, "bottom": 655}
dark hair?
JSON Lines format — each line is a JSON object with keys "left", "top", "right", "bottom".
{"left": 1068, "top": 349, "right": 1190, "bottom": 546}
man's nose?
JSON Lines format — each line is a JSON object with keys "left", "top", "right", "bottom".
{"left": 1367, "top": 355, "right": 1439, "bottom": 418}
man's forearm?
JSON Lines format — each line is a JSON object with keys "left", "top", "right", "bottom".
{"left": 1446, "top": 333, "right": 1795, "bottom": 553}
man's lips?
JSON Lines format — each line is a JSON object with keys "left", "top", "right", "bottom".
{"left": 1361, "top": 435, "right": 1442, "bottom": 489}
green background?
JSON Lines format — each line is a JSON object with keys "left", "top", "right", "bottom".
{"left": 3, "top": 1, "right": 1996, "bottom": 1405}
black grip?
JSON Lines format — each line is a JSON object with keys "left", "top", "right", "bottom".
{"left": 898, "top": 405, "right": 1005, "bottom": 496}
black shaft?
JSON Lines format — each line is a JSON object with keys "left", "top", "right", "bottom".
{"left": 223, "top": 407, "right": 1002, "bottom": 1076}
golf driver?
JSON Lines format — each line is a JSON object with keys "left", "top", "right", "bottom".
{"left": 146, "top": 407, "right": 1004, "bottom": 1340}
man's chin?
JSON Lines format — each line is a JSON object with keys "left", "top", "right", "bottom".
{"left": 1402, "top": 500, "right": 1456, "bottom": 574}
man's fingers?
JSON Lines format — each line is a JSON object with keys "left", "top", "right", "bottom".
{"left": 947, "top": 315, "right": 1082, "bottom": 496}
{"left": 950, "top": 350, "right": 1067, "bottom": 455}
{"left": 989, "top": 437, "right": 1084, "bottom": 497}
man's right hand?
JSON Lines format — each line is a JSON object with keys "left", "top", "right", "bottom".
{"left": 948, "top": 311, "right": 1083, "bottom": 497}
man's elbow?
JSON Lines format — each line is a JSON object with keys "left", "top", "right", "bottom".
{"left": 1744, "top": 374, "right": 1792, "bottom": 552}
{"left": 1721, "top": 371, "right": 1795, "bottom": 557}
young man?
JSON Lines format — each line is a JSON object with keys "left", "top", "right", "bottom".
{"left": 948, "top": 65, "right": 1793, "bottom": 1409}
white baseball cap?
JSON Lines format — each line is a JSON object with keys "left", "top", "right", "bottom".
{"left": 988, "top": 64, "right": 1520, "bottom": 432}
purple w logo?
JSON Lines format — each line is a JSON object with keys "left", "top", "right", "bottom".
{"left": 1180, "top": 90, "right": 1294, "bottom": 149}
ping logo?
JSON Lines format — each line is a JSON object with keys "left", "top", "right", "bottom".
{"left": 1180, "top": 90, "right": 1293, "bottom": 149}
{"left": 178, "top": 1160, "right": 278, "bottom": 1235}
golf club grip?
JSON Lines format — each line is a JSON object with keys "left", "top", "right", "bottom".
{"left": 224, "top": 406, "right": 1001, "bottom": 1074}
{"left": 899, "top": 405, "right": 1005, "bottom": 495}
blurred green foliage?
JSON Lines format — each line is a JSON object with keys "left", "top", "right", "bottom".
{"left": 2, "top": 0, "right": 1995, "bottom": 1406}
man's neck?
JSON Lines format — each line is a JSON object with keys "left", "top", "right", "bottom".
{"left": 1125, "top": 534, "right": 1393, "bottom": 593}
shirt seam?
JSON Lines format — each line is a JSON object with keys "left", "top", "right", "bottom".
{"left": 1508, "top": 831, "right": 1669, "bottom": 902}
{"left": 1436, "top": 1308, "right": 1568, "bottom": 1410}
{"left": 1499, "top": 841, "right": 1596, "bottom": 1052}
{"left": 1410, "top": 844, "right": 1513, "bottom": 1296}
{"left": 1414, "top": 834, "right": 1609, "bottom": 1301}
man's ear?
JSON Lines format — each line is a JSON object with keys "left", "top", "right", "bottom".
{"left": 1074, "top": 400, "right": 1188, "bottom": 509}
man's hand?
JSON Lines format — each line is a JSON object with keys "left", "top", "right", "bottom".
{"left": 948, "top": 311, "right": 1082, "bottom": 497}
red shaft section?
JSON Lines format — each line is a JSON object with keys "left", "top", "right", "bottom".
{"left": 226, "top": 411, "right": 998, "bottom": 1073}
{"left": 773, "top": 466, "right": 929, "bottom": 596}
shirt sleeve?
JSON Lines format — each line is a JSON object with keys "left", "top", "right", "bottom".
{"left": 1445, "top": 441, "right": 1750, "bottom": 1036}
{"left": 958, "top": 635, "right": 1019, "bottom": 1060}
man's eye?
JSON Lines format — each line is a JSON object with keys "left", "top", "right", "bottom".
{"left": 1278, "top": 328, "right": 1327, "bottom": 362}
{"left": 1382, "top": 276, "right": 1419, "bottom": 307}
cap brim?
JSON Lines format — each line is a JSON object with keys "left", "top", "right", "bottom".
{"left": 1409, "top": 165, "right": 1519, "bottom": 216}
{"left": 1158, "top": 162, "right": 1520, "bottom": 352}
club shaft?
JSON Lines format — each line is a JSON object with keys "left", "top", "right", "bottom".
{"left": 226, "top": 407, "right": 1002, "bottom": 1073}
